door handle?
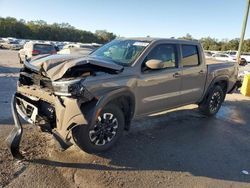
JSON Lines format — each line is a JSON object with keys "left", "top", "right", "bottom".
{"left": 173, "top": 72, "right": 181, "bottom": 78}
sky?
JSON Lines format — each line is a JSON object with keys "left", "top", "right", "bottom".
{"left": 0, "top": 0, "right": 249, "bottom": 40}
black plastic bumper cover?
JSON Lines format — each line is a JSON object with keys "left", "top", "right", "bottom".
{"left": 6, "top": 94, "right": 73, "bottom": 158}
{"left": 6, "top": 94, "right": 24, "bottom": 159}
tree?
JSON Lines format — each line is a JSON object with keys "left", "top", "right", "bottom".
{"left": 0, "top": 17, "right": 116, "bottom": 43}
{"left": 95, "top": 30, "right": 116, "bottom": 43}
{"left": 179, "top": 33, "right": 194, "bottom": 40}
{"left": 200, "top": 37, "right": 219, "bottom": 50}
{"left": 243, "top": 39, "right": 250, "bottom": 52}
{"left": 226, "top": 39, "right": 239, "bottom": 50}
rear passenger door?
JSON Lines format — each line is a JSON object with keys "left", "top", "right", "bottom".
{"left": 180, "top": 44, "right": 206, "bottom": 104}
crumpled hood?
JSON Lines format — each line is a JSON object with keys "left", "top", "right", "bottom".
{"left": 26, "top": 54, "right": 123, "bottom": 81}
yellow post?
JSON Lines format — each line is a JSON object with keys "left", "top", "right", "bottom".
{"left": 241, "top": 74, "right": 250, "bottom": 96}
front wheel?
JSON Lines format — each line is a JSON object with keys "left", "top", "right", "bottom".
{"left": 72, "top": 104, "right": 125, "bottom": 153}
{"left": 199, "top": 85, "right": 225, "bottom": 116}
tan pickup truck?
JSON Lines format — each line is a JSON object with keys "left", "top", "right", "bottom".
{"left": 7, "top": 38, "right": 240, "bottom": 158}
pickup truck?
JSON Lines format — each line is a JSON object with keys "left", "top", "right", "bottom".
{"left": 6, "top": 38, "right": 240, "bottom": 158}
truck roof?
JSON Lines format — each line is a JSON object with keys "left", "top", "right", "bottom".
{"left": 119, "top": 37, "right": 200, "bottom": 45}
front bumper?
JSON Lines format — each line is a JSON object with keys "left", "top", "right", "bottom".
{"left": 6, "top": 91, "right": 88, "bottom": 159}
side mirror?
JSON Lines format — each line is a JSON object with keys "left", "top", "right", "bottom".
{"left": 145, "top": 59, "right": 164, "bottom": 69}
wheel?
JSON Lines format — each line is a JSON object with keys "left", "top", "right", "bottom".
{"left": 199, "top": 85, "right": 225, "bottom": 116}
{"left": 72, "top": 104, "right": 125, "bottom": 153}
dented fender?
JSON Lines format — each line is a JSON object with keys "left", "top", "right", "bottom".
{"left": 54, "top": 96, "right": 88, "bottom": 141}
{"left": 90, "top": 87, "right": 136, "bottom": 128}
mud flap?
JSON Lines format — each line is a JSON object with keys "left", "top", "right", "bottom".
{"left": 228, "top": 80, "right": 242, "bottom": 93}
{"left": 5, "top": 95, "right": 24, "bottom": 159}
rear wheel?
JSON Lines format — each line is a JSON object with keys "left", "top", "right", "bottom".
{"left": 199, "top": 85, "right": 225, "bottom": 116}
{"left": 72, "top": 104, "right": 125, "bottom": 153}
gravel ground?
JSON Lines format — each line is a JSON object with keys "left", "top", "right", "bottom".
{"left": 0, "top": 49, "right": 250, "bottom": 188}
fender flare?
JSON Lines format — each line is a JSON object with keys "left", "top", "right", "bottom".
{"left": 199, "top": 75, "right": 229, "bottom": 104}
{"left": 90, "top": 87, "right": 136, "bottom": 129}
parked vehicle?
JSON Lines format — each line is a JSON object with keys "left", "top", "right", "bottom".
{"left": 212, "top": 53, "right": 236, "bottom": 62}
{"left": 1, "top": 40, "right": 22, "bottom": 50}
{"left": 227, "top": 51, "right": 250, "bottom": 63}
{"left": 18, "top": 42, "right": 57, "bottom": 63}
{"left": 7, "top": 38, "right": 240, "bottom": 158}
{"left": 0, "top": 38, "right": 5, "bottom": 48}
{"left": 59, "top": 43, "right": 101, "bottom": 55}
{"left": 204, "top": 51, "right": 213, "bottom": 59}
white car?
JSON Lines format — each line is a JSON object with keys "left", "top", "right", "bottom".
{"left": 227, "top": 51, "right": 250, "bottom": 63}
{"left": 212, "top": 53, "right": 236, "bottom": 62}
{"left": 1, "top": 40, "right": 22, "bottom": 50}
{"left": 18, "top": 42, "right": 56, "bottom": 63}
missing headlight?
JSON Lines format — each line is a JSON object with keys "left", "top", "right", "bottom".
{"left": 52, "top": 79, "right": 94, "bottom": 101}
{"left": 69, "top": 80, "right": 94, "bottom": 100}
{"left": 52, "top": 78, "right": 81, "bottom": 96}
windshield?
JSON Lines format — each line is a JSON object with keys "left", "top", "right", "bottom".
{"left": 90, "top": 39, "right": 149, "bottom": 66}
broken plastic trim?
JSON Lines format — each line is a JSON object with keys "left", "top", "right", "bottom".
{"left": 6, "top": 95, "right": 24, "bottom": 159}
{"left": 6, "top": 94, "right": 73, "bottom": 158}
{"left": 24, "top": 59, "right": 39, "bottom": 72}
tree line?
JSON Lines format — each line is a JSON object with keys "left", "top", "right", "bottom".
{"left": 180, "top": 33, "right": 250, "bottom": 52}
{"left": 1, "top": 17, "right": 250, "bottom": 52}
{"left": 0, "top": 17, "right": 116, "bottom": 43}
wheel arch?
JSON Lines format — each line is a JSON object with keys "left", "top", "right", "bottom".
{"left": 90, "top": 87, "right": 136, "bottom": 131}
{"left": 199, "top": 76, "right": 229, "bottom": 104}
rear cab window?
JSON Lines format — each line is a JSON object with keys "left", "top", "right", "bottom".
{"left": 181, "top": 45, "right": 200, "bottom": 67}
{"left": 34, "top": 44, "right": 55, "bottom": 54}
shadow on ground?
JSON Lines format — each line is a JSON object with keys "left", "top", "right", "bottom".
{"left": 28, "top": 99, "right": 250, "bottom": 183}
{"left": 0, "top": 65, "right": 20, "bottom": 74}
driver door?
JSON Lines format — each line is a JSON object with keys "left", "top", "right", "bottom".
{"left": 136, "top": 43, "right": 182, "bottom": 116}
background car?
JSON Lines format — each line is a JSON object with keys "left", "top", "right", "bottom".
{"left": 226, "top": 50, "right": 250, "bottom": 63}
{"left": 58, "top": 43, "right": 101, "bottom": 55}
{"left": 1, "top": 40, "right": 22, "bottom": 50}
{"left": 18, "top": 42, "right": 57, "bottom": 63}
{"left": 204, "top": 51, "right": 213, "bottom": 59}
{"left": 212, "top": 53, "right": 236, "bottom": 62}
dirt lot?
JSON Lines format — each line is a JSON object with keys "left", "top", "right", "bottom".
{"left": 1, "top": 49, "right": 250, "bottom": 188}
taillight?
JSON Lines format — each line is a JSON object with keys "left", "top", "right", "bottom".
{"left": 32, "top": 50, "right": 40, "bottom": 55}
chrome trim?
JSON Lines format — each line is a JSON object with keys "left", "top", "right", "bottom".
{"left": 52, "top": 78, "right": 81, "bottom": 85}
{"left": 54, "top": 92, "right": 72, "bottom": 96}
{"left": 16, "top": 97, "right": 38, "bottom": 124}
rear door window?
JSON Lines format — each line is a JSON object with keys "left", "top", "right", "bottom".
{"left": 181, "top": 45, "right": 200, "bottom": 67}
{"left": 34, "top": 44, "right": 55, "bottom": 54}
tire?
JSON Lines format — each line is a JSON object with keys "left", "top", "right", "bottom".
{"left": 72, "top": 104, "right": 125, "bottom": 153}
{"left": 198, "top": 85, "right": 225, "bottom": 116}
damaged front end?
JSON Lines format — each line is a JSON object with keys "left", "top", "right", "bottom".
{"left": 6, "top": 55, "right": 123, "bottom": 159}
